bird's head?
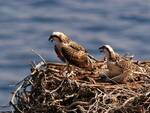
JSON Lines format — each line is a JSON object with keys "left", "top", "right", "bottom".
{"left": 99, "top": 45, "right": 116, "bottom": 61}
{"left": 49, "top": 32, "right": 70, "bottom": 44}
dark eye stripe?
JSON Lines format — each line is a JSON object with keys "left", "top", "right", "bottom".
{"left": 105, "top": 47, "right": 114, "bottom": 61}
{"left": 52, "top": 35, "right": 62, "bottom": 42}
{"left": 52, "top": 35, "right": 60, "bottom": 39}
{"left": 99, "top": 46, "right": 105, "bottom": 50}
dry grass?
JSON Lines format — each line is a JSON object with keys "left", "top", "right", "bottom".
{"left": 10, "top": 60, "right": 150, "bottom": 113}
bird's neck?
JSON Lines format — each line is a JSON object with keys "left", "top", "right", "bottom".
{"left": 105, "top": 50, "right": 117, "bottom": 62}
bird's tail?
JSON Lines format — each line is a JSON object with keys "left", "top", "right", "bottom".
{"left": 87, "top": 54, "right": 99, "bottom": 62}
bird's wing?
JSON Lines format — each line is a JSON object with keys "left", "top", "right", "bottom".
{"left": 61, "top": 45, "right": 91, "bottom": 68}
{"left": 69, "top": 41, "right": 98, "bottom": 62}
{"left": 54, "top": 45, "right": 66, "bottom": 62}
{"left": 70, "top": 41, "right": 100, "bottom": 61}
{"left": 69, "top": 41, "right": 86, "bottom": 52}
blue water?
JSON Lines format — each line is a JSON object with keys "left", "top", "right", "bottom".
{"left": 0, "top": 0, "right": 150, "bottom": 105}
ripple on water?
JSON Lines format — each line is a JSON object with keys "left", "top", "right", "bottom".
{"left": 0, "top": 0, "right": 150, "bottom": 105}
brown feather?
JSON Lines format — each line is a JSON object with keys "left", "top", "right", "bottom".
{"left": 69, "top": 41, "right": 86, "bottom": 52}
{"left": 54, "top": 45, "right": 66, "bottom": 62}
{"left": 69, "top": 41, "right": 98, "bottom": 62}
{"left": 61, "top": 44, "right": 92, "bottom": 69}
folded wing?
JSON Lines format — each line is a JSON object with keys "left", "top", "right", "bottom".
{"left": 61, "top": 45, "right": 91, "bottom": 68}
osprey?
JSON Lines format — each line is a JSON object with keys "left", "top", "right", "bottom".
{"left": 49, "top": 32, "right": 96, "bottom": 70}
{"left": 99, "top": 45, "right": 122, "bottom": 78}
{"left": 99, "top": 45, "right": 141, "bottom": 83}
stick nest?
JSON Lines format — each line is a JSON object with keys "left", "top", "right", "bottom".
{"left": 10, "top": 60, "right": 150, "bottom": 113}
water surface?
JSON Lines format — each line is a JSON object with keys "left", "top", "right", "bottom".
{"left": 0, "top": 0, "right": 150, "bottom": 105}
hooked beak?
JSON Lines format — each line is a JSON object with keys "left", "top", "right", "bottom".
{"left": 48, "top": 35, "right": 54, "bottom": 42}
{"left": 99, "top": 46, "right": 104, "bottom": 52}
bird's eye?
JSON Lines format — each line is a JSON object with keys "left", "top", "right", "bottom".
{"left": 99, "top": 49, "right": 104, "bottom": 52}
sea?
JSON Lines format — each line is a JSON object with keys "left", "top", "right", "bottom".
{"left": 0, "top": 0, "right": 150, "bottom": 108}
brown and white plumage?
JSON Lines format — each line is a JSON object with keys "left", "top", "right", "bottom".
{"left": 99, "top": 45, "right": 145, "bottom": 83}
{"left": 99, "top": 45, "right": 122, "bottom": 78}
{"left": 49, "top": 32, "right": 96, "bottom": 70}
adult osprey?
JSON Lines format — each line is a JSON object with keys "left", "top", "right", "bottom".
{"left": 99, "top": 45, "right": 144, "bottom": 83}
{"left": 49, "top": 32, "right": 96, "bottom": 70}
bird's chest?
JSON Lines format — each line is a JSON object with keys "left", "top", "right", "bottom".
{"left": 55, "top": 44, "right": 62, "bottom": 51}
{"left": 107, "top": 61, "right": 122, "bottom": 77}
{"left": 55, "top": 44, "right": 65, "bottom": 58}
{"left": 55, "top": 43, "right": 68, "bottom": 53}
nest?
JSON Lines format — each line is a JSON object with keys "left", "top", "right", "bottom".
{"left": 10, "top": 60, "right": 150, "bottom": 113}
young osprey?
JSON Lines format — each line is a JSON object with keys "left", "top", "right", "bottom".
{"left": 99, "top": 45, "right": 122, "bottom": 77}
{"left": 49, "top": 32, "right": 96, "bottom": 70}
{"left": 99, "top": 45, "right": 143, "bottom": 83}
